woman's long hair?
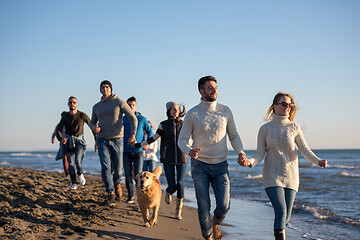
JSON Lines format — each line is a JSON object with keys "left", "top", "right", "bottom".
{"left": 264, "top": 92, "right": 297, "bottom": 122}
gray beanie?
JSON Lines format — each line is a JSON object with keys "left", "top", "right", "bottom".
{"left": 166, "top": 101, "right": 177, "bottom": 111}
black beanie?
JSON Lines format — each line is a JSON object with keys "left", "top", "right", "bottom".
{"left": 100, "top": 80, "right": 112, "bottom": 92}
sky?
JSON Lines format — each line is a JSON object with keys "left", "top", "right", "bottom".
{"left": 0, "top": 0, "right": 359, "bottom": 152}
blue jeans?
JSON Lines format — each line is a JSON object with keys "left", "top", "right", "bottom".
{"left": 97, "top": 138, "right": 123, "bottom": 193}
{"left": 123, "top": 152, "right": 143, "bottom": 198}
{"left": 143, "top": 160, "right": 156, "bottom": 172}
{"left": 265, "top": 186, "right": 297, "bottom": 230}
{"left": 65, "top": 140, "right": 85, "bottom": 185}
{"left": 163, "top": 163, "right": 186, "bottom": 199}
{"left": 191, "top": 158, "right": 230, "bottom": 239}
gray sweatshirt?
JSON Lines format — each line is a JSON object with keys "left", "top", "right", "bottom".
{"left": 90, "top": 94, "right": 138, "bottom": 139}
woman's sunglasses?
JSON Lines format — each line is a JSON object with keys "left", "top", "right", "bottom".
{"left": 277, "top": 102, "right": 293, "bottom": 108}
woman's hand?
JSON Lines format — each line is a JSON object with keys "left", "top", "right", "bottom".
{"left": 319, "top": 159, "right": 328, "bottom": 168}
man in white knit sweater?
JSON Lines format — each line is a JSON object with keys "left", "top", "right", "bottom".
{"left": 178, "top": 76, "right": 248, "bottom": 240}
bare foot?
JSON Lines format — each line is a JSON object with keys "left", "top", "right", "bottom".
{"left": 212, "top": 220, "right": 223, "bottom": 240}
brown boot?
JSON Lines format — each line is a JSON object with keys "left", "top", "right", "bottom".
{"left": 175, "top": 198, "right": 184, "bottom": 220}
{"left": 114, "top": 182, "right": 122, "bottom": 199}
{"left": 105, "top": 192, "right": 116, "bottom": 207}
{"left": 274, "top": 229, "right": 286, "bottom": 240}
{"left": 165, "top": 191, "right": 172, "bottom": 204}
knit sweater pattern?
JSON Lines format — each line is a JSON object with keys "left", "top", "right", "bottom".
{"left": 249, "top": 114, "right": 321, "bottom": 192}
{"left": 178, "top": 99, "right": 245, "bottom": 164}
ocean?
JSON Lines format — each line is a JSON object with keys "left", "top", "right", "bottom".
{"left": 1, "top": 149, "right": 359, "bottom": 239}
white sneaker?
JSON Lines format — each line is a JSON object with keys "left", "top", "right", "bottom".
{"left": 79, "top": 174, "right": 86, "bottom": 186}
{"left": 71, "top": 184, "right": 78, "bottom": 190}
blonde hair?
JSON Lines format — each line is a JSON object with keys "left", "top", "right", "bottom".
{"left": 264, "top": 92, "right": 297, "bottom": 122}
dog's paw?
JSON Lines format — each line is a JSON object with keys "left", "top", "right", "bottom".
{"left": 144, "top": 222, "right": 151, "bottom": 228}
{"left": 149, "top": 219, "right": 158, "bottom": 226}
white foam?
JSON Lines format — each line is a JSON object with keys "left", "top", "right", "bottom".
{"left": 302, "top": 233, "right": 323, "bottom": 240}
{"left": 10, "top": 152, "right": 49, "bottom": 158}
{"left": 10, "top": 152, "right": 35, "bottom": 157}
{"left": 332, "top": 164, "right": 360, "bottom": 169}
{"left": 302, "top": 205, "right": 331, "bottom": 220}
{"left": 339, "top": 171, "right": 360, "bottom": 178}
{"left": 246, "top": 174, "right": 263, "bottom": 179}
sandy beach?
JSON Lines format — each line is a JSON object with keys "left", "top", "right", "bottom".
{"left": 0, "top": 166, "right": 203, "bottom": 240}
{"left": 2, "top": 151, "right": 359, "bottom": 240}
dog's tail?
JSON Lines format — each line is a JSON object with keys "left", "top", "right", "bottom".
{"left": 153, "top": 166, "right": 162, "bottom": 179}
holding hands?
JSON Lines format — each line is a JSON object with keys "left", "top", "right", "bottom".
{"left": 237, "top": 153, "right": 250, "bottom": 167}
{"left": 61, "top": 138, "right": 68, "bottom": 145}
{"left": 319, "top": 159, "right": 328, "bottom": 168}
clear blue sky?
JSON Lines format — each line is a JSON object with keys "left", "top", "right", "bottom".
{"left": 1, "top": 0, "right": 359, "bottom": 151}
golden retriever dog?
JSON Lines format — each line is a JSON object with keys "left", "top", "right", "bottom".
{"left": 135, "top": 166, "right": 162, "bottom": 228}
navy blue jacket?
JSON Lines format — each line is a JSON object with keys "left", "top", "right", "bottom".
{"left": 158, "top": 118, "right": 188, "bottom": 165}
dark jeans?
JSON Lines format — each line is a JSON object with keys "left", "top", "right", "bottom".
{"left": 163, "top": 162, "right": 186, "bottom": 199}
{"left": 123, "top": 152, "right": 143, "bottom": 198}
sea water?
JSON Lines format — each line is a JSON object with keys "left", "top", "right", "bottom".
{"left": 1, "top": 149, "right": 359, "bottom": 239}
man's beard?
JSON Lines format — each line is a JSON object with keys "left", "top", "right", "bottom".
{"left": 204, "top": 93, "right": 217, "bottom": 102}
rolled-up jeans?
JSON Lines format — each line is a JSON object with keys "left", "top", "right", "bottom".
{"left": 123, "top": 151, "right": 143, "bottom": 199}
{"left": 97, "top": 138, "right": 123, "bottom": 193}
{"left": 191, "top": 158, "right": 230, "bottom": 239}
{"left": 65, "top": 141, "right": 85, "bottom": 185}
{"left": 265, "top": 186, "right": 297, "bottom": 230}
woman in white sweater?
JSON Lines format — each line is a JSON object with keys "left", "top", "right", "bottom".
{"left": 239, "top": 92, "right": 327, "bottom": 240}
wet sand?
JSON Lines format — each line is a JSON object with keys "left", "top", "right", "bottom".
{"left": 0, "top": 166, "right": 203, "bottom": 240}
